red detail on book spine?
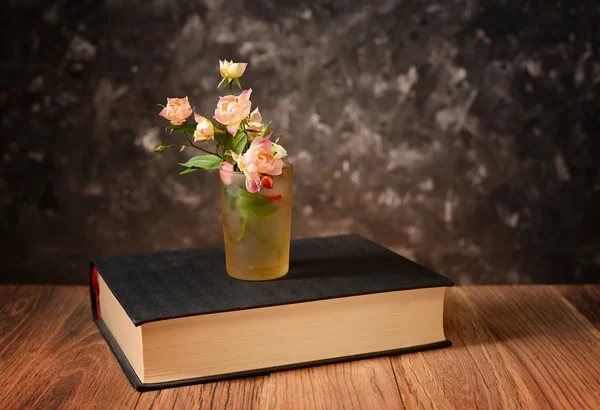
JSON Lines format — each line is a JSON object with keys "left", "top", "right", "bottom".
{"left": 91, "top": 266, "right": 102, "bottom": 320}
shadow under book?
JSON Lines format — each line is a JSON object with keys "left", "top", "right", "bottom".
{"left": 90, "top": 234, "right": 453, "bottom": 391}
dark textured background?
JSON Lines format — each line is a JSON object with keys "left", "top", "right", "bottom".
{"left": 1, "top": 0, "right": 599, "bottom": 285}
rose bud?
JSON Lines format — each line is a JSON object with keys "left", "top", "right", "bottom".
{"left": 261, "top": 175, "right": 274, "bottom": 189}
{"left": 219, "top": 60, "right": 248, "bottom": 79}
{"left": 193, "top": 113, "right": 215, "bottom": 142}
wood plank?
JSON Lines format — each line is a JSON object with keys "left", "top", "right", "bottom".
{"left": 462, "top": 286, "right": 600, "bottom": 409}
{"left": 0, "top": 286, "right": 140, "bottom": 410}
{"left": 268, "top": 357, "right": 403, "bottom": 409}
{"left": 391, "top": 287, "right": 550, "bottom": 409}
{"left": 0, "top": 286, "right": 65, "bottom": 358}
{"left": 0, "top": 285, "right": 85, "bottom": 407}
{"left": 556, "top": 285, "right": 600, "bottom": 329}
{"left": 134, "top": 376, "right": 270, "bottom": 409}
{"left": 2, "top": 285, "right": 599, "bottom": 409}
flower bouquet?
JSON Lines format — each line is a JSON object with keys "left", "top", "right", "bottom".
{"left": 155, "top": 61, "right": 293, "bottom": 281}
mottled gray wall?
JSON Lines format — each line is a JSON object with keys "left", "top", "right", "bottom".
{"left": 1, "top": 0, "right": 599, "bottom": 284}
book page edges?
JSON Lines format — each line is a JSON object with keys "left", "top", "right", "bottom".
{"left": 97, "top": 273, "right": 145, "bottom": 382}
{"left": 141, "top": 287, "right": 448, "bottom": 383}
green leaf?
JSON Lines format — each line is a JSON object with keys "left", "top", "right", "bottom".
{"left": 223, "top": 131, "right": 247, "bottom": 156}
{"left": 214, "top": 130, "right": 227, "bottom": 147}
{"left": 235, "top": 191, "right": 279, "bottom": 220}
{"left": 234, "top": 78, "right": 241, "bottom": 88}
{"left": 179, "top": 167, "right": 200, "bottom": 175}
{"left": 232, "top": 133, "right": 247, "bottom": 155}
{"left": 179, "top": 154, "right": 223, "bottom": 170}
{"left": 218, "top": 77, "right": 233, "bottom": 89}
{"left": 153, "top": 145, "right": 169, "bottom": 153}
{"left": 166, "top": 123, "right": 197, "bottom": 134}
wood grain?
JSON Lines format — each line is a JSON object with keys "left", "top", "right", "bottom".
{"left": 0, "top": 286, "right": 84, "bottom": 404}
{"left": 0, "top": 286, "right": 140, "bottom": 410}
{"left": 556, "top": 284, "right": 600, "bottom": 329}
{"left": 391, "top": 287, "right": 550, "bottom": 409}
{"left": 268, "top": 357, "right": 403, "bottom": 409}
{"left": 135, "top": 376, "right": 270, "bottom": 409}
{"left": 460, "top": 286, "right": 600, "bottom": 409}
{"left": 1, "top": 285, "right": 599, "bottom": 409}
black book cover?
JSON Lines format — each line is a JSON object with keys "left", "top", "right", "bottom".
{"left": 90, "top": 234, "right": 453, "bottom": 391}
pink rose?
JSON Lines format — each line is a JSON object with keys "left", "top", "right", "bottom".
{"left": 248, "top": 107, "right": 262, "bottom": 129}
{"left": 219, "top": 60, "right": 248, "bottom": 79}
{"left": 159, "top": 96, "right": 193, "bottom": 125}
{"left": 219, "top": 162, "right": 235, "bottom": 185}
{"left": 246, "top": 107, "right": 272, "bottom": 139}
{"left": 229, "top": 137, "right": 283, "bottom": 193}
{"left": 214, "top": 89, "right": 252, "bottom": 136}
{"left": 246, "top": 107, "right": 272, "bottom": 140}
{"left": 193, "top": 113, "right": 214, "bottom": 142}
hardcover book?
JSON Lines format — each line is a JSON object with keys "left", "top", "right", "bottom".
{"left": 90, "top": 234, "right": 454, "bottom": 391}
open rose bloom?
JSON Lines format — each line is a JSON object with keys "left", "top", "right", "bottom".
{"left": 155, "top": 60, "right": 292, "bottom": 280}
{"left": 229, "top": 137, "right": 284, "bottom": 193}
{"left": 159, "top": 97, "right": 193, "bottom": 125}
{"left": 214, "top": 89, "right": 253, "bottom": 136}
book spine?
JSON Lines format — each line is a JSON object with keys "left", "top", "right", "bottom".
{"left": 90, "top": 262, "right": 102, "bottom": 320}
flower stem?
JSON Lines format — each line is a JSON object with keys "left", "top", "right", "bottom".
{"left": 166, "top": 143, "right": 193, "bottom": 149}
{"left": 234, "top": 216, "right": 248, "bottom": 242}
{"left": 183, "top": 131, "right": 220, "bottom": 158}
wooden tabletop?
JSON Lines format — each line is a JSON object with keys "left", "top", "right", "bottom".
{"left": 1, "top": 285, "right": 599, "bottom": 409}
